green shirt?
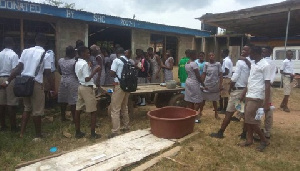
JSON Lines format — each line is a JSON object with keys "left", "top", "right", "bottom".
{"left": 178, "top": 56, "right": 190, "bottom": 83}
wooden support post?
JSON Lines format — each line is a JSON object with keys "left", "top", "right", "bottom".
{"left": 20, "top": 18, "right": 24, "bottom": 51}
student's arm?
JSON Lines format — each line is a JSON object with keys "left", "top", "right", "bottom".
{"left": 239, "top": 56, "right": 251, "bottom": 69}
{"left": 95, "top": 56, "right": 102, "bottom": 87}
{"left": 219, "top": 63, "right": 223, "bottom": 90}
{"left": 110, "top": 59, "right": 118, "bottom": 78}
{"left": 264, "top": 80, "right": 271, "bottom": 113}
{"left": 1, "top": 62, "right": 24, "bottom": 88}
{"left": 57, "top": 61, "right": 62, "bottom": 75}
{"left": 82, "top": 63, "right": 100, "bottom": 82}
{"left": 240, "top": 87, "right": 247, "bottom": 102}
{"left": 162, "top": 57, "right": 174, "bottom": 70}
{"left": 231, "top": 61, "right": 242, "bottom": 90}
{"left": 263, "top": 64, "right": 271, "bottom": 113}
{"left": 191, "top": 62, "right": 205, "bottom": 87}
{"left": 44, "top": 55, "right": 56, "bottom": 94}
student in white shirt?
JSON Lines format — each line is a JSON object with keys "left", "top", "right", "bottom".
{"left": 219, "top": 49, "right": 233, "bottom": 114}
{"left": 210, "top": 45, "right": 251, "bottom": 139}
{"left": 261, "top": 47, "right": 277, "bottom": 139}
{"left": 74, "top": 46, "right": 101, "bottom": 139}
{"left": 280, "top": 50, "right": 294, "bottom": 112}
{"left": 108, "top": 47, "right": 131, "bottom": 138}
{"left": 2, "top": 33, "right": 56, "bottom": 138}
{"left": 239, "top": 46, "right": 271, "bottom": 152}
{"left": 0, "top": 37, "right": 19, "bottom": 132}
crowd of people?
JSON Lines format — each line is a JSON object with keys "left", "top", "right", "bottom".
{"left": 0, "top": 33, "right": 175, "bottom": 139}
{"left": 181, "top": 44, "right": 295, "bottom": 152}
{"left": 0, "top": 33, "right": 296, "bottom": 152}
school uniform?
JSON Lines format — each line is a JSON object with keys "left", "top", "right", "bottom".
{"left": 244, "top": 58, "right": 271, "bottom": 125}
{"left": 0, "top": 48, "right": 19, "bottom": 106}
{"left": 110, "top": 55, "right": 130, "bottom": 134}
{"left": 226, "top": 58, "right": 250, "bottom": 112}
{"left": 19, "top": 46, "right": 52, "bottom": 116}
{"left": 221, "top": 56, "right": 233, "bottom": 98}
{"left": 75, "top": 58, "right": 97, "bottom": 113}
{"left": 280, "top": 58, "right": 294, "bottom": 95}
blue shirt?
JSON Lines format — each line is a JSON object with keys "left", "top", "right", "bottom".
{"left": 195, "top": 59, "right": 205, "bottom": 75}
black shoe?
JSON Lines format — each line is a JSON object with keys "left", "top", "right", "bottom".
{"left": 90, "top": 133, "right": 101, "bottom": 139}
{"left": 239, "top": 132, "right": 247, "bottom": 139}
{"left": 210, "top": 131, "right": 224, "bottom": 139}
{"left": 219, "top": 110, "right": 226, "bottom": 114}
{"left": 120, "top": 128, "right": 130, "bottom": 133}
{"left": 230, "top": 116, "right": 240, "bottom": 122}
{"left": 75, "top": 132, "right": 86, "bottom": 139}
{"left": 107, "top": 133, "right": 118, "bottom": 139}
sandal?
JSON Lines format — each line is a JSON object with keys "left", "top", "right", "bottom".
{"left": 238, "top": 141, "right": 253, "bottom": 147}
{"left": 195, "top": 119, "right": 201, "bottom": 123}
{"left": 256, "top": 141, "right": 270, "bottom": 152}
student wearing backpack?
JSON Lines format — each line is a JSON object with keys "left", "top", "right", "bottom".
{"left": 109, "top": 47, "right": 135, "bottom": 138}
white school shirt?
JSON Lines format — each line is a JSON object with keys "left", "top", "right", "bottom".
{"left": 75, "top": 58, "right": 95, "bottom": 86}
{"left": 0, "top": 48, "right": 19, "bottom": 76}
{"left": 231, "top": 58, "right": 251, "bottom": 88}
{"left": 45, "top": 50, "right": 56, "bottom": 72}
{"left": 280, "top": 59, "right": 294, "bottom": 77}
{"left": 222, "top": 56, "right": 233, "bottom": 78}
{"left": 246, "top": 58, "right": 271, "bottom": 100}
{"left": 264, "top": 57, "right": 277, "bottom": 83}
{"left": 19, "top": 46, "right": 51, "bottom": 84}
{"left": 110, "top": 55, "right": 128, "bottom": 83}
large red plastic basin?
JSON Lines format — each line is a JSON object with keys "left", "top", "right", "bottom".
{"left": 147, "top": 106, "right": 197, "bottom": 139}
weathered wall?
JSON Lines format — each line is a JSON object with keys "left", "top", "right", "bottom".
{"left": 131, "top": 29, "right": 151, "bottom": 56}
{"left": 56, "top": 19, "right": 87, "bottom": 58}
{"left": 177, "top": 35, "right": 195, "bottom": 63}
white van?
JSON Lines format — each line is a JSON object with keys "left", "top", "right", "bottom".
{"left": 272, "top": 46, "right": 300, "bottom": 83}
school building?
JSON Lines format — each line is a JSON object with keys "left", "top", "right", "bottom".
{"left": 0, "top": 0, "right": 211, "bottom": 63}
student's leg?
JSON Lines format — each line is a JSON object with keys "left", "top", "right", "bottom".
{"left": 60, "top": 103, "right": 68, "bottom": 121}
{"left": 218, "top": 97, "right": 223, "bottom": 111}
{"left": 110, "top": 85, "right": 125, "bottom": 135}
{"left": 186, "top": 102, "right": 194, "bottom": 110}
{"left": 74, "top": 86, "right": 85, "bottom": 138}
{"left": 70, "top": 105, "right": 76, "bottom": 122}
{"left": 245, "top": 124, "right": 254, "bottom": 144}
{"left": 0, "top": 105, "right": 7, "bottom": 130}
{"left": 223, "top": 97, "right": 229, "bottom": 112}
{"left": 120, "top": 92, "right": 130, "bottom": 130}
{"left": 20, "top": 111, "right": 30, "bottom": 138}
{"left": 213, "top": 101, "right": 219, "bottom": 119}
{"left": 7, "top": 106, "right": 18, "bottom": 131}
{"left": 32, "top": 116, "right": 42, "bottom": 137}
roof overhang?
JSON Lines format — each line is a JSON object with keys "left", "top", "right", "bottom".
{"left": 197, "top": 0, "right": 300, "bottom": 37}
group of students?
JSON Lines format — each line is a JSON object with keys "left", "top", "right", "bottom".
{"left": 180, "top": 44, "right": 295, "bottom": 152}
{"left": 0, "top": 33, "right": 177, "bottom": 139}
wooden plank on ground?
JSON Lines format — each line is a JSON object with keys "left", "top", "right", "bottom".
{"left": 132, "top": 146, "right": 181, "bottom": 171}
{"left": 16, "top": 129, "right": 175, "bottom": 171}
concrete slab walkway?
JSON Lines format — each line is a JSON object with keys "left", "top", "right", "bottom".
{"left": 17, "top": 129, "right": 175, "bottom": 171}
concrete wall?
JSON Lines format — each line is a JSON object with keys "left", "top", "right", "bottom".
{"left": 131, "top": 29, "right": 151, "bottom": 57}
{"left": 177, "top": 35, "right": 195, "bottom": 62}
{"left": 56, "top": 19, "right": 87, "bottom": 58}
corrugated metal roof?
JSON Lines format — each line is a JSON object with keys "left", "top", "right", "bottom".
{"left": 0, "top": 0, "right": 210, "bottom": 37}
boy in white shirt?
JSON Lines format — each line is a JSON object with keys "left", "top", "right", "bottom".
{"left": 240, "top": 46, "right": 271, "bottom": 152}
{"left": 0, "top": 37, "right": 19, "bottom": 132}
{"left": 74, "top": 46, "right": 101, "bottom": 139}
{"left": 2, "top": 33, "right": 56, "bottom": 138}
{"left": 280, "top": 50, "right": 294, "bottom": 112}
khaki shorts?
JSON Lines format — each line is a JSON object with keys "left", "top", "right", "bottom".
{"left": 282, "top": 76, "right": 292, "bottom": 95}
{"left": 244, "top": 98, "right": 263, "bottom": 125}
{"left": 23, "top": 81, "right": 45, "bottom": 116}
{"left": 0, "top": 77, "right": 19, "bottom": 106}
{"left": 226, "top": 89, "right": 243, "bottom": 112}
{"left": 76, "top": 85, "right": 97, "bottom": 113}
{"left": 220, "top": 78, "right": 231, "bottom": 98}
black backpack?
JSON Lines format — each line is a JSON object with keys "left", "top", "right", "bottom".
{"left": 117, "top": 57, "right": 138, "bottom": 92}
